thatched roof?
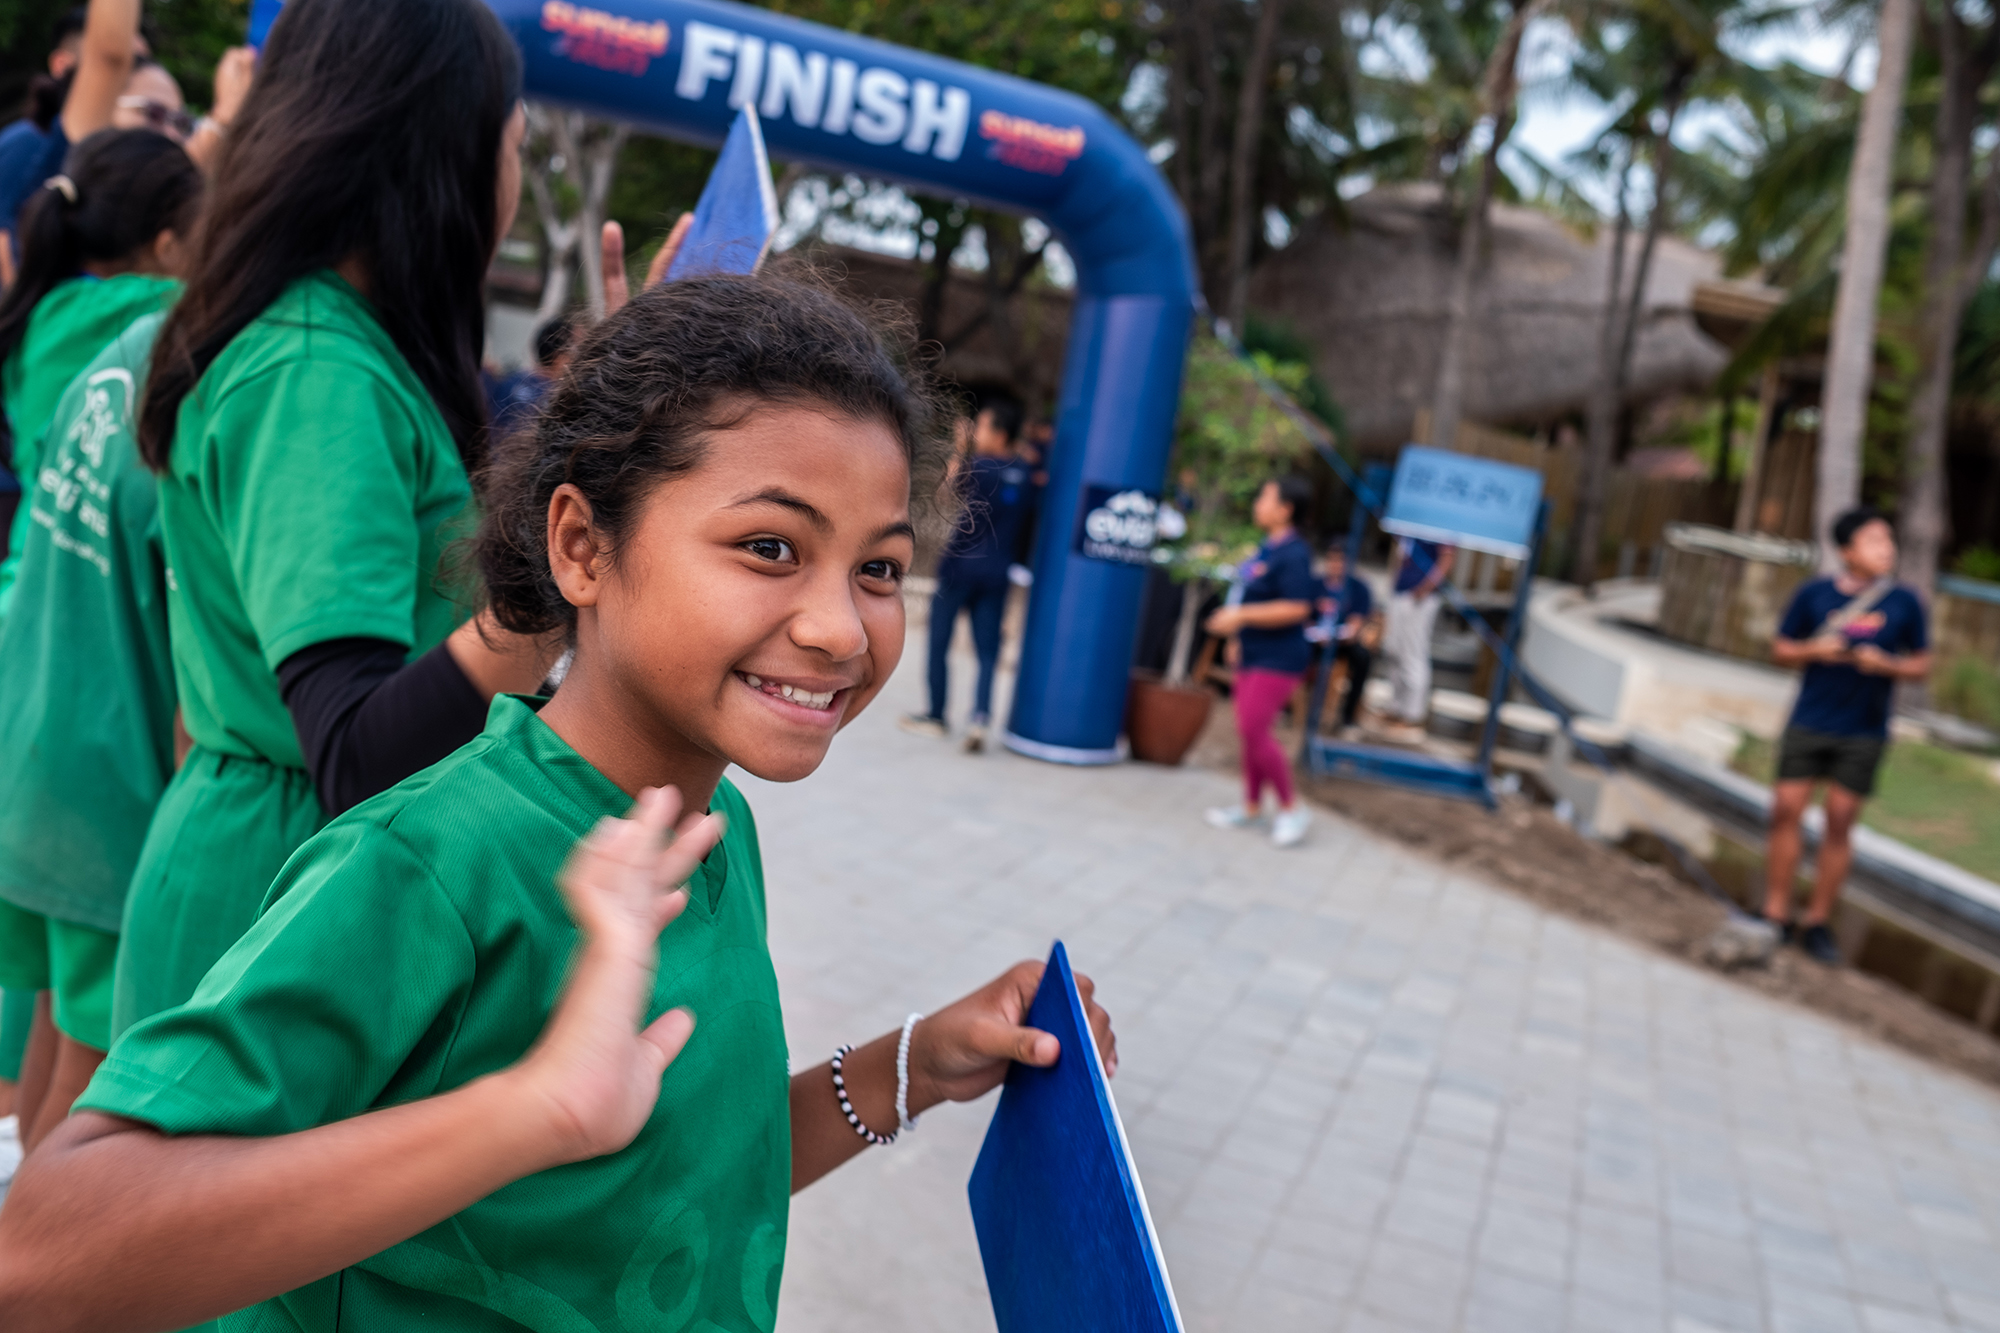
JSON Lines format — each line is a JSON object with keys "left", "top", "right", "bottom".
{"left": 1247, "top": 183, "right": 1730, "bottom": 451}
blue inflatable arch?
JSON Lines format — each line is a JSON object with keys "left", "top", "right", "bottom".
{"left": 496, "top": 0, "right": 1198, "bottom": 762}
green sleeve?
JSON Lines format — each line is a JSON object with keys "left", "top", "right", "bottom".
{"left": 79, "top": 820, "right": 474, "bottom": 1136}
{"left": 198, "top": 358, "right": 437, "bottom": 668}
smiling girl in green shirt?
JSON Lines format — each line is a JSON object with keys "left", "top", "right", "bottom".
{"left": 0, "top": 271, "right": 1120, "bottom": 1333}
{"left": 109, "top": 0, "right": 558, "bottom": 1039}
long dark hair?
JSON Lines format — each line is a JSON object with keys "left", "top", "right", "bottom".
{"left": 0, "top": 128, "right": 201, "bottom": 465}
{"left": 138, "top": 0, "right": 520, "bottom": 473}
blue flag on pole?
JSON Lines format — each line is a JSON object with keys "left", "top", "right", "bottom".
{"left": 968, "top": 941, "right": 1182, "bottom": 1333}
{"left": 664, "top": 104, "right": 780, "bottom": 281}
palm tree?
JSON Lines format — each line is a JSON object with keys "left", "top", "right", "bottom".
{"left": 1898, "top": 5, "right": 2000, "bottom": 595}
{"left": 1563, "top": 0, "right": 1772, "bottom": 584}
{"left": 1426, "top": 0, "right": 1547, "bottom": 452}
{"left": 1817, "top": 0, "right": 1916, "bottom": 558}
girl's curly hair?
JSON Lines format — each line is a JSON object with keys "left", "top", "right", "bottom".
{"left": 476, "top": 272, "right": 955, "bottom": 637}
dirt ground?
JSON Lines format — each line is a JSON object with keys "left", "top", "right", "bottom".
{"left": 1187, "top": 707, "right": 2000, "bottom": 1090}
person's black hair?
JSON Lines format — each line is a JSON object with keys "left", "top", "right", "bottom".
{"left": 1325, "top": 535, "right": 1351, "bottom": 557}
{"left": 534, "top": 316, "right": 574, "bottom": 369}
{"left": 977, "top": 393, "right": 1023, "bottom": 444}
{"left": 0, "top": 128, "right": 201, "bottom": 467}
{"left": 478, "top": 274, "right": 953, "bottom": 639}
{"left": 138, "top": 0, "right": 521, "bottom": 473}
{"left": 27, "top": 69, "right": 71, "bottom": 131}
{"left": 53, "top": 7, "right": 87, "bottom": 45}
{"left": 1268, "top": 474, "right": 1314, "bottom": 526}
{"left": 1832, "top": 506, "right": 1891, "bottom": 549}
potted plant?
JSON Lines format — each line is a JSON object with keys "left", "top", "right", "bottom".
{"left": 1126, "top": 339, "right": 1319, "bottom": 764}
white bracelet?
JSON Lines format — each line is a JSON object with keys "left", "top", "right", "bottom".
{"left": 896, "top": 1012, "right": 924, "bottom": 1134}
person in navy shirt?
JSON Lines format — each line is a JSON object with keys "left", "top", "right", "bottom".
{"left": 902, "top": 395, "right": 1036, "bottom": 753}
{"left": 1307, "top": 540, "right": 1375, "bottom": 733}
{"left": 1763, "top": 507, "right": 1931, "bottom": 964}
{"left": 1381, "top": 535, "right": 1455, "bottom": 737}
{"left": 1203, "top": 475, "right": 1318, "bottom": 847}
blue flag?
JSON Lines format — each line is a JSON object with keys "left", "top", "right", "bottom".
{"left": 968, "top": 941, "right": 1182, "bottom": 1333}
{"left": 664, "top": 104, "right": 780, "bottom": 281}
{"left": 247, "top": 0, "right": 285, "bottom": 49}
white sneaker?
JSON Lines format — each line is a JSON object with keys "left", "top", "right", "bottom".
{"left": 1272, "top": 807, "right": 1311, "bottom": 848}
{"left": 963, "top": 721, "right": 987, "bottom": 754}
{"left": 898, "top": 713, "right": 949, "bottom": 739}
{"left": 1205, "top": 803, "right": 1261, "bottom": 830}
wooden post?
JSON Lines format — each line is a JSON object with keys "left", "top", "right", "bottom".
{"left": 1734, "top": 364, "right": 1781, "bottom": 533}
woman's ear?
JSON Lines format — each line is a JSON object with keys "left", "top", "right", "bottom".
{"left": 547, "top": 484, "right": 607, "bottom": 611}
{"left": 150, "top": 228, "right": 187, "bottom": 278}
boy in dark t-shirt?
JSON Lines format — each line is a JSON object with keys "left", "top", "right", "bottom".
{"left": 1763, "top": 507, "right": 1931, "bottom": 964}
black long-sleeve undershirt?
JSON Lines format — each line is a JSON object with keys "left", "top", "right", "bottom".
{"left": 276, "top": 637, "right": 490, "bottom": 816}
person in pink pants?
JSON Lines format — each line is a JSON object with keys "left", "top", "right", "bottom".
{"left": 1203, "top": 476, "right": 1317, "bottom": 848}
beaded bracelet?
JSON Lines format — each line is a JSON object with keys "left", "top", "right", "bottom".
{"left": 829, "top": 1045, "right": 897, "bottom": 1146}
{"left": 896, "top": 1012, "right": 924, "bottom": 1135}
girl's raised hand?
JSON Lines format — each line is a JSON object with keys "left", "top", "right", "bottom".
{"left": 513, "top": 787, "right": 724, "bottom": 1165}
{"left": 908, "top": 961, "right": 1118, "bottom": 1112}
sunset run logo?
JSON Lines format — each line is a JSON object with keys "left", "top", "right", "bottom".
{"left": 541, "top": 1, "right": 669, "bottom": 77}
{"left": 978, "top": 110, "right": 1085, "bottom": 176}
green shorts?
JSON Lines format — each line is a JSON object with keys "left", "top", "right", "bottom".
{"left": 0, "top": 897, "right": 118, "bottom": 1050}
{"left": 1776, "top": 725, "right": 1887, "bottom": 798}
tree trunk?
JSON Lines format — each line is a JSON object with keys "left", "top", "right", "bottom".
{"left": 1568, "top": 147, "right": 1635, "bottom": 583}
{"left": 1192, "top": 0, "right": 1230, "bottom": 299}
{"left": 576, "top": 121, "right": 629, "bottom": 323}
{"left": 1426, "top": 0, "right": 1542, "bottom": 453}
{"left": 1570, "top": 75, "right": 1689, "bottom": 587}
{"left": 1224, "top": 0, "right": 1287, "bottom": 332}
{"left": 1816, "top": 0, "right": 1916, "bottom": 562}
{"left": 1610, "top": 88, "right": 1685, "bottom": 437}
{"left": 525, "top": 106, "right": 628, "bottom": 326}
{"left": 1166, "top": 577, "right": 1205, "bottom": 685}
{"left": 1898, "top": 9, "right": 1998, "bottom": 597}
{"left": 1167, "top": 8, "right": 1195, "bottom": 213}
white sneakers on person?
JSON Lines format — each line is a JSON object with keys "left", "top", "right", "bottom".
{"left": 1205, "top": 803, "right": 1261, "bottom": 830}
{"left": 898, "top": 713, "right": 948, "bottom": 739}
{"left": 963, "top": 721, "right": 987, "bottom": 754}
{"left": 1272, "top": 807, "right": 1311, "bottom": 848}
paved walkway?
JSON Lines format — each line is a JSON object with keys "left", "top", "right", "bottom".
{"left": 761, "top": 631, "right": 2000, "bottom": 1333}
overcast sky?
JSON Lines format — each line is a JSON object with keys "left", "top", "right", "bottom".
{"left": 1508, "top": 9, "right": 1873, "bottom": 211}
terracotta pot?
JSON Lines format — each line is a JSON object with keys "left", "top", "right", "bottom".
{"left": 1125, "top": 670, "right": 1214, "bottom": 766}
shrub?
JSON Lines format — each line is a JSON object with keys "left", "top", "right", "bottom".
{"left": 1933, "top": 654, "right": 2000, "bottom": 732}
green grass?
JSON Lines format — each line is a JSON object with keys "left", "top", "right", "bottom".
{"left": 1732, "top": 734, "right": 2000, "bottom": 882}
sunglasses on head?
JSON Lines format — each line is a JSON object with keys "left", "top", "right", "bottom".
{"left": 117, "top": 96, "right": 196, "bottom": 141}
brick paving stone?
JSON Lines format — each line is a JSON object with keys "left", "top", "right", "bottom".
{"left": 764, "top": 635, "right": 2000, "bottom": 1331}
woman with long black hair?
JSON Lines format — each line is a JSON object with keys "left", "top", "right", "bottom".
{"left": 0, "top": 127, "right": 196, "bottom": 610}
{"left": 114, "top": 0, "right": 555, "bottom": 1038}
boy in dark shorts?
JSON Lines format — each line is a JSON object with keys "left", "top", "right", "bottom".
{"left": 1763, "top": 507, "right": 1930, "bottom": 963}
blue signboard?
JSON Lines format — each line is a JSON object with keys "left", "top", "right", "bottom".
{"left": 1380, "top": 445, "right": 1543, "bottom": 559}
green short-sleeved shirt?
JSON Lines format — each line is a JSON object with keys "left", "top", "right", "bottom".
{"left": 0, "top": 272, "right": 180, "bottom": 613}
{"left": 85, "top": 697, "right": 792, "bottom": 1332}
{"left": 114, "top": 270, "right": 476, "bottom": 1036}
{"left": 0, "top": 310, "right": 176, "bottom": 932}
{"left": 159, "top": 269, "right": 473, "bottom": 764}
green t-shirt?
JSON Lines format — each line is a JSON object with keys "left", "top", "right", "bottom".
{"left": 0, "top": 272, "right": 180, "bottom": 614}
{"left": 111, "top": 270, "right": 476, "bottom": 1037}
{"left": 84, "top": 697, "right": 793, "bottom": 1332}
{"left": 0, "top": 310, "right": 176, "bottom": 932}
{"left": 158, "top": 269, "right": 473, "bottom": 765}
